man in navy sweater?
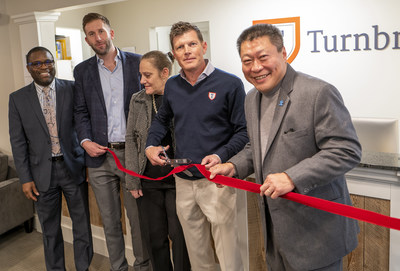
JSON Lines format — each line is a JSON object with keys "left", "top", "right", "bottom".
{"left": 146, "top": 21, "right": 248, "bottom": 271}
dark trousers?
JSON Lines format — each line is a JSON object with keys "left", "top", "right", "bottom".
{"left": 35, "top": 159, "right": 93, "bottom": 271}
{"left": 137, "top": 185, "right": 190, "bottom": 271}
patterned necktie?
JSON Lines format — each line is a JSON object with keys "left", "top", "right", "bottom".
{"left": 42, "top": 86, "right": 61, "bottom": 155}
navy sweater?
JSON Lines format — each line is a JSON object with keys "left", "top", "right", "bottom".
{"left": 146, "top": 68, "right": 248, "bottom": 179}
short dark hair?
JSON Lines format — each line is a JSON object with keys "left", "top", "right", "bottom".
{"left": 26, "top": 46, "right": 53, "bottom": 64}
{"left": 141, "top": 50, "right": 174, "bottom": 76}
{"left": 82, "top": 13, "right": 111, "bottom": 33}
{"left": 236, "top": 24, "right": 284, "bottom": 55}
{"left": 169, "top": 21, "right": 203, "bottom": 50}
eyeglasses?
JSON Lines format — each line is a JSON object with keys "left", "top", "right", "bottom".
{"left": 27, "top": 60, "right": 55, "bottom": 68}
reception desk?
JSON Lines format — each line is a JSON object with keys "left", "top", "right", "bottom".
{"left": 345, "top": 151, "right": 400, "bottom": 271}
{"left": 246, "top": 151, "right": 400, "bottom": 271}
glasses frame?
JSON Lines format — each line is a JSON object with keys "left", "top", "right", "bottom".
{"left": 27, "top": 59, "right": 55, "bottom": 68}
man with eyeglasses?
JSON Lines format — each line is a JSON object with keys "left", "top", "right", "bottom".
{"left": 9, "top": 46, "right": 93, "bottom": 271}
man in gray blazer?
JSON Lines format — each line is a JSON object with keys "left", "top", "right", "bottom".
{"left": 9, "top": 46, "right": 92, "bottom": 271}
{"left": 210, "top": 24, "right": 361, "bottom": 270}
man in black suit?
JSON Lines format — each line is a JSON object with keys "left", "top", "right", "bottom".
{"left": 9, "top": 46, "right": 93, "bottom": 271}
{"left": 73, "top": 13, "right": 149, "bottom": 271}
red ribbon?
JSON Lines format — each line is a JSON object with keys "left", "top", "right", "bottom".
{"left": 108, "top": 149, "right": 400, "bottom": 231}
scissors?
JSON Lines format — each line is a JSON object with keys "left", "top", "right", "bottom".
{"left": 161, "top": 146, "right": 192, "bottom": 167}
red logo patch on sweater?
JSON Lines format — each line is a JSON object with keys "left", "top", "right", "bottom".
{"left": 208, "top": 92, "right": 216, "bottom": 100}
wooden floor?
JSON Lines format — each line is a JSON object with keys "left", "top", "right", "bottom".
{"left": 0, "top": 226, "right": 131, "bottom": 271}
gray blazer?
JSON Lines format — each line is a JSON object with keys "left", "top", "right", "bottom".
{"left": 9, "top": 79, "right": 85, "bottom": 192}
{"left": 125, "top": 90, "right": 174, "bottom": 190}
{"left": 230, "top": 64, "right": 361, "bottom": 270}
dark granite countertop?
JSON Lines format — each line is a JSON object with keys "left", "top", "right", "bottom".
{"left": 358, "top": 151, "right": 400, "bottom": 171}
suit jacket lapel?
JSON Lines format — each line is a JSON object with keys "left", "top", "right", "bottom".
{"left": 120, "top": 50, "right": 128, "bottom": 96}
{"left": 26, "top": 83, "right": 50, "bottom": 136}
{"left": 120, "top": 50, "right": 132, "bottom": 118}
{"left": 254, "top": 92, "right": 262, "bottom": 168}
{"left": 262, "top": 64, "right": 296, "bottom": 165}
{"left": 146, "top": 94, "right": 152, "bottom": 128}
{"left": 55, "top": 78, "right": 64, "bottom": 133}
{"left": 247, "top": 89, "right": 264, "bottom": 183}
{"left": 88, "top": 56, "right": 107, "bottom": 113}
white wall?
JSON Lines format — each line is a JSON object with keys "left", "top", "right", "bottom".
{"left": 1, "top": 0, "right": 399, "bottom": 153}
{"left": 4, "top": 0, "right": 122, "bottom": 16}
{"left": 55, "top": 5, "right": 105, "bottom": 62}
{"left": 104, "top": 0, "right": 399, "bottom": 120}
{"left": 0, "top": 0, "right": 116, "bottom": 154}
{"left": 0, "top": 0, "right": 15, "bottom": 153}
{"left": 103, "top": 0, "right": 400, "bottom": 150}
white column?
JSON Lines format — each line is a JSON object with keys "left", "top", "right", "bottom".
{"left": 11, "top": 12, "right": 60, "bottom": 84}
